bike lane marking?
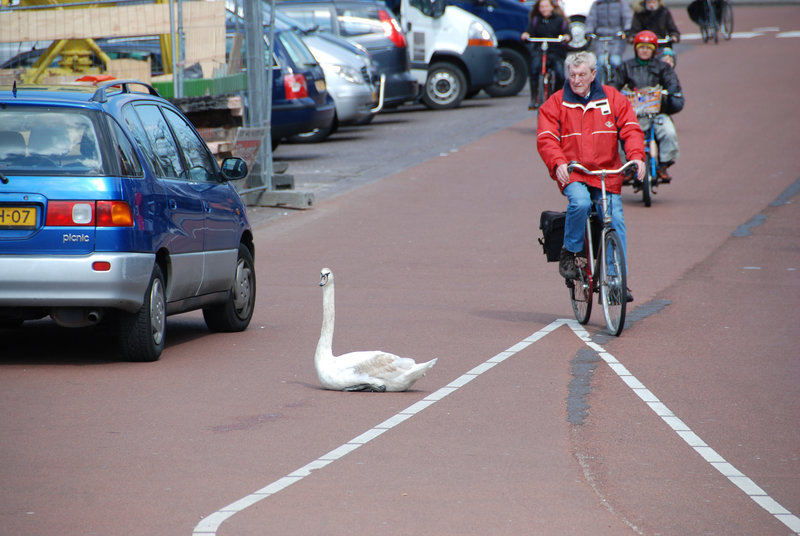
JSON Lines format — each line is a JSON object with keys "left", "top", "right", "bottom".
{"left": 567, "top": 320, "right": 800, "bottom": 535}
{"left": 193, "top": 319, "right": 800, "bottom": 535}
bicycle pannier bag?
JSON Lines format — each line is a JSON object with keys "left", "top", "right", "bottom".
{"left": 538, "top": 210, "right": 565, "bottom": 262}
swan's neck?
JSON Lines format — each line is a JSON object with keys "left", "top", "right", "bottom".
{"left": 315, "top": 282, "right": 334, "bottom": 362}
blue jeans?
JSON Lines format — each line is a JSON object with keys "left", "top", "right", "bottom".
{"left": 563, "top": 182, "right": 628, "bottom": 273}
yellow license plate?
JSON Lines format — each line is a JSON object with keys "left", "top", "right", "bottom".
{"left": 315, "top": 79, "right": 326, "bottom": 93}
{"left": 0, "top": 206, "right": 38, "bottom": 228}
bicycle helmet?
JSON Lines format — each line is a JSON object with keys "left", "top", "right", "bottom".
{"left": 633, "top": 30, "right": 658, "bottom": 50}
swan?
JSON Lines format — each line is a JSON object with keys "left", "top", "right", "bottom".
{"left": 315, "top": 268, "right": 437, "bottom": 392}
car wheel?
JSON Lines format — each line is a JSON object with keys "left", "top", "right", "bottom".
{"left": 118, "top": 263, "right": 166, "bottom": 362}
{"left": 422, "top": 62, "right": 467, "bottom": 110}
{"left": 203, "top": 243, "right": 256, "bottom": 332}
{"left": 485, "top": 48, "right": 527, "bottom": 98}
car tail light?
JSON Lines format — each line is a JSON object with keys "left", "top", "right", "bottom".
{"left": 284, "top": 73, "right": 308, "bottom": 99}
{"left": 378, "top": 9, "right": 407, "bottom": 48}
{"left": 45, "top": 201, "right": 133, "bottom": 227}
{"left": 97, "top": 201, "right": 134, "bottom": 227}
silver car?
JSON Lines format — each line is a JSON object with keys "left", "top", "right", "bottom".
{"left": 288, "top": 32, "right": 380, "bottom": 142}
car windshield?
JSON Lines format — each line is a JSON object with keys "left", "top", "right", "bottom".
{"left": 0, "top": 107, "right": 107, "bottom": 176}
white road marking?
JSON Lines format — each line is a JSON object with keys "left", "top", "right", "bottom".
{"left": 193, "top": 319, "right": 800, "bottom": 535}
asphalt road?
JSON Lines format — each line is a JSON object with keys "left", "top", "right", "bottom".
{"left": 1, "top": 6, "right": 799, "bottom": 536}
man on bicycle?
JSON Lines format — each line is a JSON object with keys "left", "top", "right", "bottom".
{"left": 612, "top": 30, "right": 684, "bottom": 183}
{"left": 537, "top": 51, "right": 645, "bottom": 302}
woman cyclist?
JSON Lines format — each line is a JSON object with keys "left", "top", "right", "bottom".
{"left": 521, "top": 0, "right": 570, "bottom": 110}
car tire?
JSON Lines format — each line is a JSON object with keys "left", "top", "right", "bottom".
{"left": 422, "top": 62, "right": 467, "bottom": 110}
{"left": 118, "top": 263, "right": 166, "bottom": 362}
{"left": 203, "top": 243, "right": 256, "bottom": 332}
{"left": 485, "top": 47, "right": 528, "bottom": 98}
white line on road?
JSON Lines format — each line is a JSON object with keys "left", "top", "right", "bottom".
{"left": 193, "top": 319, "right": 800, "bottom": 535}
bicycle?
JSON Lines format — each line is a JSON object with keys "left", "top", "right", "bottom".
{"left": 700, "top": 0, "right": 733, "bottom": 43}
{"left": 525, "top": 35, "right": 568, "bottom": 110}
{"left": 586, "top": 32, "right": 626, "bottom": 85}
{"left": 622, "top": 85, "right": 669, "bottom": 207}
{"left": 566, "top": 161, "right": 637, "bottom": 336}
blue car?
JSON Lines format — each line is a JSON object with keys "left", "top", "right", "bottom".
{"left": 0, "top": 80, "right": 255, "bottom": 362}
{"left": 267, "top": 26, "right": 337, "bottom": 145}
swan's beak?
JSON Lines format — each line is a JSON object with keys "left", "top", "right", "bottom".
{"left": 319, "top": 273, "right": 328, "bottom": 286}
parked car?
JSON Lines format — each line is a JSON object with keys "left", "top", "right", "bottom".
{"left": 227, "top": 9, "right": 337, "bottom": 147}
{"left": 289, "top": 28, "right": 381, "bottom": 142}
{"left": 0, "top": 79, "right": 255, "bottom": 362}
{"left": 275, "top": 0, "right": 419, "bottom": 109}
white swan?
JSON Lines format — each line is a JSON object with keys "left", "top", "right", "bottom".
{"left": 314, "top": 268, "right": 437, "bottom": 392}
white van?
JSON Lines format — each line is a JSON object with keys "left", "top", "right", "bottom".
{"left": 399, "top": 0, "right": 500, "bottom": 109}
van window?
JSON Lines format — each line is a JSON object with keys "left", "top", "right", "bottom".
{"left": 335, "top": 5, "right": 384, "bottom": 37}
{"left": 409, "top": 0, "right": 446, "bottom": 18}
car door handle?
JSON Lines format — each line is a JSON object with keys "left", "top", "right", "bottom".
{"left": 169, "top": 199, "right": 177, "bottom": 210}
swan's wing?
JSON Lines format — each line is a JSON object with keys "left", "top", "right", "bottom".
{"left": 337, "top": 351, "right": 401, "bottom": 376}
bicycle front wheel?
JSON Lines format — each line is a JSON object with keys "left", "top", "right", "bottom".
{"left": 721, "top": 1, "right": 733, "bottom": 39}
{"left": 642, "top": 154, "right": 653, "bottom": 207}
{"left": 600, "top": 230, "right": 627, "bottom": 336}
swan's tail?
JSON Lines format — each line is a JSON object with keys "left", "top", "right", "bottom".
{"left": 390, "top": 358, "right": 437, "bottom": 391}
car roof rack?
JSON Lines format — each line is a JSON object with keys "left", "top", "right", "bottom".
{"left": 91, "top": 80, "right": 161, "bottom": 103}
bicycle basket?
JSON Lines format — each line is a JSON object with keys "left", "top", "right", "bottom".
{"left": 623, "top": 87, "right": 662, "bottom": 115}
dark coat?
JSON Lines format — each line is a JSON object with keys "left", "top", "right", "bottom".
{"left": 630, "top": 6, "right": 681, "bottom": 42}
{"left": 611, "top": 58, "right": 685, "bottom": 115}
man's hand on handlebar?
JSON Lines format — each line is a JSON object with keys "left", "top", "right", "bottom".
{"left": 556, "top": 160, "right": 645, "bottom": 187}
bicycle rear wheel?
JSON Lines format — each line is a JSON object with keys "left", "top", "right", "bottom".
{"left": 600, "top": 230, "right": 627, "bottom": 336}
{"left": 721, "top": 1, "right": 733, "bottom": 39}
{"left": 570, "top": 254, "right": 593, "bottom": 325}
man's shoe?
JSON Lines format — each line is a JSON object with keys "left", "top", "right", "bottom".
{"left": 558, "top": 248, "right": 579, "bottom": 279}
{"left": 626, "top": 288, "right": 634, "bottom": 303}
{"left": 656, "top": 166, "right": 672, "bottom": 183}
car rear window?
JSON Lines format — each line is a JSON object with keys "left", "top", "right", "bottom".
{"left": 336, "top": 4, "right": 384, "bottom": 37}
{"left": 278, "top": 6, "right": 337, "bottom": 33}
{"left": 279, "top": 30, "right": 319, "bottom": 69}
{"left": 0, "top": 107, "right": 108, "bottom": 176}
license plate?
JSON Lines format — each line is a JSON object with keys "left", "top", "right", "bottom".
{"left": 315, "top": 79, "right": 326, "bottom": 93}
{"left": 0, "top": 206, "right": 38, "bottom": 229}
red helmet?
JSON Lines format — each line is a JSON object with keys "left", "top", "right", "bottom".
{"left": 633, "top": 30, "right": 659, "bottom": 50}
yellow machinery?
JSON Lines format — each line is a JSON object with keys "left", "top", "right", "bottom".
{"left": 1, "top": 0, "right": 178, "bottom": 84}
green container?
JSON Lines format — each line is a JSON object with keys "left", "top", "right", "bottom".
{"left": 152, "top": 73, "right": 248, "bottom": 99}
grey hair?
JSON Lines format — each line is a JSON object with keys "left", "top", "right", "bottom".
{"left": 565, "top": 51, "right": 597, "bottom": 72}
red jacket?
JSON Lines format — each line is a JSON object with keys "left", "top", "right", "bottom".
{"left": 537, "top": 79, "right": 645, "bottom": 194}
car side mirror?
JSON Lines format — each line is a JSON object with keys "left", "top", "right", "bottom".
{"left": 220, "top": 157, "right": 248, "bottom": 180}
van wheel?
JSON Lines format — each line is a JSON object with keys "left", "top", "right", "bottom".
{"left": 203, "top": 243, "right": 256, "bottom": 332}
{"left": 118, "top": 263, "right": 166, "bottom": 362}
{"left": 485, "top": 48, "right": 527, "bottom": 97}
{"left": 422, "top": 63, "right": 467, "bottom": 110}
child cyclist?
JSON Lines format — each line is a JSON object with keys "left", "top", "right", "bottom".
{"left": 521, "top": 0, "right": 570, "bottom": 110}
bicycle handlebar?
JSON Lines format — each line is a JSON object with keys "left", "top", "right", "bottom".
{"left": 586, "top": 32, "right": 626, "bottom": 42}
{"left": 525, "top": 35, "right": 568, "bottom": 43}
{"left": 567, "top": 161, "right": 638, "bottom": 176}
